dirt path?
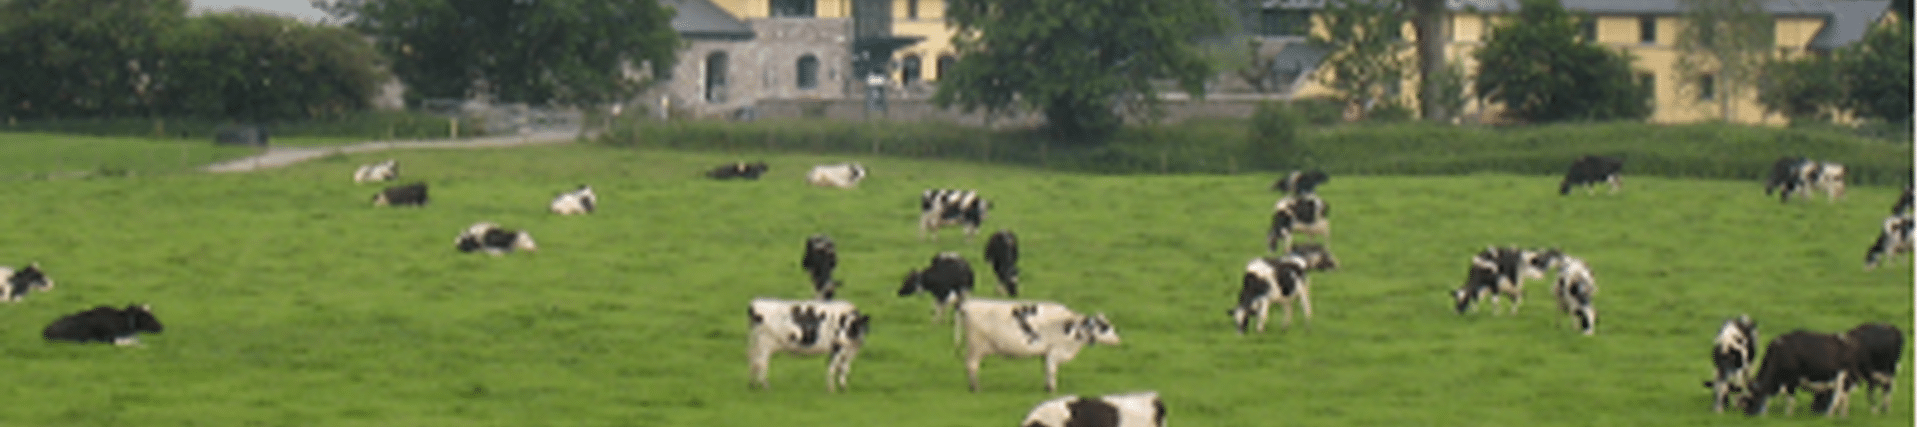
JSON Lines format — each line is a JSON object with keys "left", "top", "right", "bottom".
{"left": 202, "top": 130, "right": 583, "bottom": 173}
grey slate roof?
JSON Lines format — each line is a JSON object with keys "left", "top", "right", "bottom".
{"left": 661, "top": 0, "right": 753, "bottom": 40}
{"left": 1445, "top": 0, "right": 1890, "bottom": 49}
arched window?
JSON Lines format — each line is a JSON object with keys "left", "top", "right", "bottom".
{"left": 705, "top": 52, "right": 728, "bottom": 103}
{"left": 900, "top": 54, "right": 922, "bottom": 84}
{"left": 796, "top": 55, "right": 820, "bottom": 90}
{"left": 936, "top": 55, "right": 957, "bottom": 80}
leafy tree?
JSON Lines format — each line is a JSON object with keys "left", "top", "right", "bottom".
{"left": 1310, "top": 0, "right": 1410, "bottom": 121}
{"left": 1756, "top": 54, "right": 1843, "bottom": 123}
{"left": 1675, "top": 0, "right": 1773, "bottom": 121}
{"left": 315, "top": 0, "right": 680, "bottom": 107}
{"left": 934, "top": 0, "right": 1230, "bottom": 142}
{"left": 0, "top": 0, "right": 189, "bottom": 118}
{"left": 1836, "top": 17, "right": 1913, "bottom": 125}
{"left": 158, "top": 12, "right": 389, "bottom": 121}
{"left": 1472, "top": 0, "right": 1650, "bottom": 122}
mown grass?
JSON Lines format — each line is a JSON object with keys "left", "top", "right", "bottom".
{"left": 0, "top": 142, "right": 1909, "bottom": 427}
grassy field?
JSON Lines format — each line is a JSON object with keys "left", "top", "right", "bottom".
{"left": 0, "top": 141, "right": 1909, "bottom": 427}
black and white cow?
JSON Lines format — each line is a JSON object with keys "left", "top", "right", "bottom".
{"left": 1844, "top": 322, "right": 1903, "bottom": 414}
{"left": 454, "top": 222, "right": 538, "bottom": 255}
{"left": 898, "top": 252, "right": 974, "bottom": 322}
{"left": 802, "top": 234, "right": 839, "bottom": 299}
{"left": 1449, "top": 246, "right": 1560, "bottom": 315}
{"left": 1272, "top": 170, "right": 1330, "bottom": 195}
{"left": 1022, "top": 391, "right": 1166, "bottom": 427}
{"left": 549, "top": 184, "right": 597, "bottom": 215}
{"left": 1765, "top": 157, "right": 1846, "bottom": 203}
{"left": 1706, "top": 314, "right": 1759, "bottom": 413}
{"left": 372, "top": 182, "right": 428, "bottom": 206}
{"left": 352, "top": 159, "right": 399, "bottom": 183}
{"left": 1229, "top": 243, "right": 1339, "bottom": 334}
{"left": 43, "top": 304, "right": 164, "bottom": 345}
{"left": 1741, "top": 330, "right": 1859, "bottom": 417}
{"left": 0, "top": 263, "right": 54, "bottom": 302}
{"left": 1550, "top": 254, "right": 1598, "bottom": 335}
{"left": 984, "top": 229, "right": 1020, "bottom": 297}
{"left": 806, "top": 163, "right": 868, "bottom": 188}
{"left": 746, "top": 297, "right": 871, "bottom": 392}
{"left": 1558, "top": 155, "right": 1623, "bottom": 195}
{"left": 706, "top": 161, "right": 769, "bottom": 180}
{"left": 958, "top": 298, "right": 1121, "bottom": 392}
{"left": 1863, "top": 213, "right": 1913, "bottom": 270}
{"left": 1266, "top": 193, "right": 1330, "bottom": 252}
{"left": 921, "top": 189, "right": 989, "bottom": 240}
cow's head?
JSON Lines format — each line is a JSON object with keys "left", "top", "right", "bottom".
{"left": 807, "top": 235, "right": 835, "bottom": 252}
{"left": 11, "top": 262, "right": 52, "bottom": 292}
{"left": 1287, "top": 243, "right": 1339, "bottom": 271}
{"left": 842, "top": 313, "right": 872, "bottom": 343}
{"left": 1520, "top": 249, "right": 1560, "bottom": 280}
{"left": 1450, "top": 289, "right": 1477, "bottom": 314}
{"left": 897, "top": 270, "right": 925, "bottom": 297}
{"left": 1070, "top": 314, "right": 1121, "bottom": 345}
{"left": 1229, "top": 306, "right": 1254, "bottom": 334}
{"left": 124, "top": 304, "right": 164, "bottom": 334}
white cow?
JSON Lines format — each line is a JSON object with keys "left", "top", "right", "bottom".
{"left": 959, "top": 298, "right": 1121, "bottom": 392}
{"left": 549, "top": 185, "right": 598, "bottom": 215}
{"left": 352, "top": 159, "right": 398, "bottom": 183}
{"left": 747, "top": 298, "right": 871, "bottom": 392}
{"left": 806, "top": 163, "right": 868, "bottom": 188}
{"left": 1022, "top": 391, "right": 1166, "bottom": 427}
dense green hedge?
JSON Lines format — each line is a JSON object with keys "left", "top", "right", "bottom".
{"left": 597, "top": 118, "right": 1914, "bottom": 186}
{"left": 0, "top": 111, "right": 486, "bottom": 141}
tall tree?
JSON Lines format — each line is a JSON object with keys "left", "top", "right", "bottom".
{"left": 158, "top": 12, "right": 390, "bottom": 121}
{"left": 1756, "top": 54, "right": 1843, "bottom": 123}
{"left": 934, "top": 0, "right": 1230, "bottom": 142}
{"left": 1310, "top": 0, "right": 1410, "bottom": 121}
{"left": 1473, "top": 0, "right": 1650, "bottom": 123}
{"left": 0, "top": 0, "right": 188, "bottom": 118}
{"left": 1405, "top": 0, "right": 1447, "bottom": 122}
{"left": 314, "top": 0, "right": 680, "bottom": 107}
{"left": 1675, "top": 0, "right": 1773, "bottom": 122}
{"left": 1836, "top": 15, "right": 1913, "bottom": 125}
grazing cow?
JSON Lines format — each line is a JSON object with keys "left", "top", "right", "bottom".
{"left": 372, "top": 182, "right": 428, "bottom": 206}
{"left": 43, "top": 304, "right": 164, "bottom": 345}
{"left": 1550, "top": 255, "right": 1598, "bottom": 335}
{"left": 806, "top": 163, "right": 868, "bottom": 188}
{"left": 1449, "top": 247, "right": 1560, "bottom": 315}
{"left": 1741, "top": 330, "right": 1859, "bottom": 417}
{"left": 1022, "top": 391, "right": 1166, "bottom": 427}
{"left": 921, "top": 189, "right": 989, "bottom": 240}
{"left": 352, "top": 159, "right": 399, "bottom": 183}
{"left": 1266, "top": 193, "right": 1331, "bottom": 252}
{"left": 549, "top": 185, "right": 598, "bottom": 215}
{"left": 1271, "top": 170, "right": 1330, "bottom": 195}
{"left": 1229, "top": 243, "right": 1339, "bottom": 334}
{"left": 1844, "top": 323, "right": 1904, "bottom": 414}
{"left": 1706, "top": 315, "right": 1759, "bottom": 413}
{"left": 898, "top": 252, "right": 974, "bottom": 323}
{"left": 0, "top": 263, "right": 53, "bottom": 302}
{"left": 746, "top": 298, "right": 871, "bottom": 392}
{"left": 984, "top": 230, "right": 1020, "bottom": 297}
{"left": 1558, "top": 155, "right": 1624, "bottom": 195}
{"left": 1863, "top": 213, "right": 1913, "bottom": 270}
{"left": 958, "top": 298, "right": 1121, "bottom": 392}
{"left": 1765, "top": 157, "right": 1846, "bottom": 203}
{"left": 706, "top": 161, "right": 769, "bottom": 180}
{"left": 454, "top": 222, "right": 538, "bottom": 255}
{"left": 801, "top": 235, "right": 840, "bottom": 299}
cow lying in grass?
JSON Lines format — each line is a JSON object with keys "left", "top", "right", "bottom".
{"left": 1022, "top": 391, "right": 1165, "bottom": 427}
{"left": 43, "top": 304, "right": 164, "bottom": 345}
{"left": 353, "top": 159, "right": 398, "bottom": 183}
{"left": 455, "top": 222, "right": 538, "bottom": 255}
{"left": 1, "top": 263, "right": 53, "bottom": 302}
{"left": 549, "top": 185, "right": 597, "bottom": 215}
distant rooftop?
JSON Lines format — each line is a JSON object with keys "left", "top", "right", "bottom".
{"left": 661, "top": 0, "right": 754, "bottom": 40}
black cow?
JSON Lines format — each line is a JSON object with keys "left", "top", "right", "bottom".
{"left": 898, "top": 252, "right": 974, "bottom": 322}
{"left": 1864, "top": 214, "right": 1913, "bottom": 270}
{"left": 372, "top": 182, "right": 429, "bottom": 206}
{"left": 707, "top": 161, "right": 769, "bottom": 180}
{"left": 1450, "top": 247, "right": 1560, "bottom": 315}
{"left": 984, "top": 230, "right": 1019, "bottom": 297}
{"left": 1844, "top": 323, "right": 1904, "bottom": 414}
{"left": 43, "top": 304, "right": 164, "bottom": 345}
{"left": 1558, "top": 155, "right": 1624, "bottom": 195}
{"left": 1, "top": 263, "right": 53, "bottom": 302}
{"left": 1271, "top": 170, "right": 1330, "bottom": 195}
{"left": 454, "top": 222, "right": 538, "bottom": 255}
{"left": 1267, "top": 193, "right": 1330, "bottom": 252}
{"left": 1741, "top": 330, "right": 1860, "bottom": 417}
{"left": 801, "top": 234, "right": 839, "bottom": 299}
{"left": 1705, "top": 314, "right": 1758, "bottom": 413}
{"left": 921, "top": 189, "right": 989, "bottom": 240}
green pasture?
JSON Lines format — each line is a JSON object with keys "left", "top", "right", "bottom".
{"left": 0, "top": 141, "right": 1909, "bottom": 427}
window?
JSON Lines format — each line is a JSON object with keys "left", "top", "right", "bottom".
{"left": 1257, "top": 9, "right": 1311, "bottom": 37}
{"left": 1638, "top": 15, "right": 1657, "bottom": 44}
{"left": 1697, "top": 73, "right": 1715, "bottom": 101}
{"left": 704, "top": 52, "right": 728, "bottom": 103}
{"left": 907, "top": 0, "right": 918, "bottom": 19}
{"left": 936, "top": 55, "right": 956, "bottom": 80}
{"left": 1578, "top": 16, "right": 1597, "bottom": 42}
{"left": 900, "top": 54, "right": 922, "bottom": 84}
{"left": 771, "top": 0, "right": 814, "bottom": 18}
{"left": 796, "top": 55, "right": 819, "bottom": 90}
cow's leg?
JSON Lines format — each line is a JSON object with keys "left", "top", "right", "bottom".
{"left": 966, "top": 351, "right": 985, "bottom": 393}
{"left": 1712, "top": 378, "right": 1729, "bottom": 413}
{"left": 1299, "top": 283, "right": 1313, "bottom": 324}
{"left": 1043, "top": 354, "right": 1060, "bottom": 393}
{"left": 1254, "top": 300, "right": 1271, "bottom": 333}
{"left": 1607, "top": 175, "right": 1621, "bottom": 194}
{"left": 828, "top": 346, "right": 857, "bottom": 393}
{"left": 748, "top": 341, "right": 773, "bottom": 389}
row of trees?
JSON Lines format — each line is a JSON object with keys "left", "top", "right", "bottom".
{"left": 0, "top": 0, "right": 387, "bottom": 121}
